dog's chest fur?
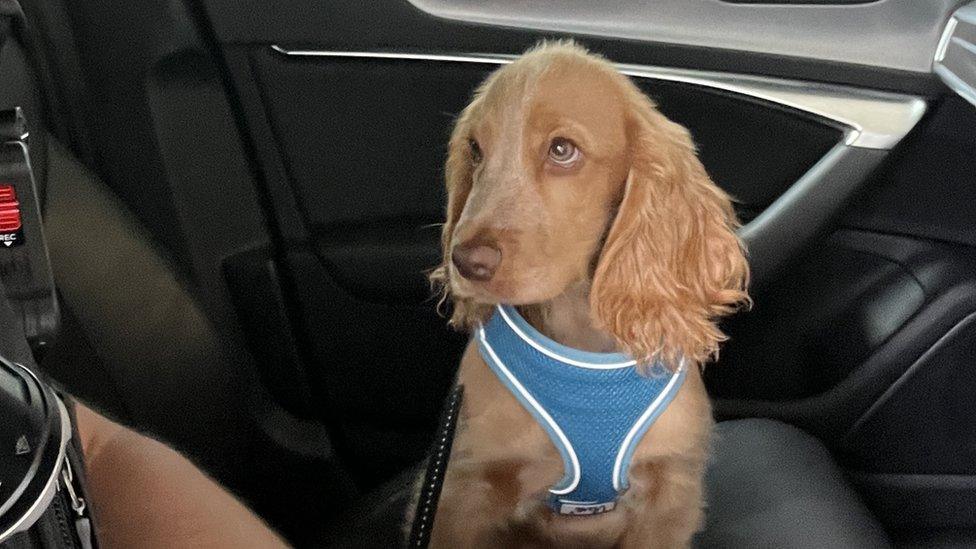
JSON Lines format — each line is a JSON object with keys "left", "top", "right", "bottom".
{"left": 430, "top": 341, "right": 712, "bottom": 547}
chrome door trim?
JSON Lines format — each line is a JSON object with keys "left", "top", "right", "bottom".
{"left": 270, "top": 46, "right": 926, "bottom": 151}
{"left": 934, "top": 2, "right": 976, "bottom": 108}
{"left": 403, "top": 0, "right": 960, "bottom": 75}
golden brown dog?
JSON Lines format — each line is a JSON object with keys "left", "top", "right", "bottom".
{"left": 423, "top": 41, "right": 749, "bottom": 549}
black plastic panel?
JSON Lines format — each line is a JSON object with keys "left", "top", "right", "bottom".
{"left": 710, "top": 239, "right": 926, "bottom": 401}
{"left": 249, "top": 53, "right": 483, "bottom": 230}
{"left": 842, "top": 312, "right": 976, "bottom": 475}
{"left": 224, "top": 246, "right": 313, "bottom": 415}
{"left": 711, "top": 229, "right": 976, "bottom": 412}
{"left": 844, "top": 96, "right": 976, "bottom": 249}
{"left": 313, "top": 221, "right": 441, "bottom": 305}
{"left": 284, "top": 248, "right": 467, "bottom": 484}
{"left": 851, "top": 472, "right": 976, "bottom": 532}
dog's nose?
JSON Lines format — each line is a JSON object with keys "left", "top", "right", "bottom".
{"left": 451, "top": 242, "right": 501, "bottom": 282}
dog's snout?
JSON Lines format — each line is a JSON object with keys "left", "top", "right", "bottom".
{"left": 451, "top": 242, "right": 501, "bottom": 282}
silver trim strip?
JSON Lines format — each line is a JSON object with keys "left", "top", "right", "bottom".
{"left": 403, "top": 0, "right": 959, "bottom": 75}
{"left": 270, "top": 46, "right": 926, "bottom": 150}
{"left": 934, "top": 2, "right": 976, "bottom": 109}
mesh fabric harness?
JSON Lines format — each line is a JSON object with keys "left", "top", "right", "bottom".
{"left": 477, "top": 305, "right": 686, "bottom": 516}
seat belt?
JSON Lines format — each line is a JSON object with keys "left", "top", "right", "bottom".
{"left": 408, "top": 385, "right": 464, "bottom": 548}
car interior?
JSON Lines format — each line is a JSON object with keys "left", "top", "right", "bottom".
{"left": 2, "top": 0, "right": 976, "bottom": 547}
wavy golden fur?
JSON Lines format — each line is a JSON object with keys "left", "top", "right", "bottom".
{"left": 430, "top": 40, "right": 749, "bottom": 368}
{"left": 420, "top": 40, "right": 750, "bottom": 548}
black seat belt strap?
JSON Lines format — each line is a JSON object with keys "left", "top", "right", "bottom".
{"left": 408, "top": 385, "right": 464, "bottom": 548}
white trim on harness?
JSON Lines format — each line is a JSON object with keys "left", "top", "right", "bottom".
{"left": 477, "top": 327, "right": 582, "bottom": 495}
{"left": 611, "top": 359, "right": 686, "bottom": 492}
{"left": 496, "top": 306, "right": 637, "bottom": 370}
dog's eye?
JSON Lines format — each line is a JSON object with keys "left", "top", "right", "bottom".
{"left": 548, "top": 138, "right": 580, "bottom": 167}
{"left": 469, "top": 139, "right": 482, "bottom": 164}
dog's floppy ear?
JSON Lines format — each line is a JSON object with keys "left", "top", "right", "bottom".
{"left": 429, "top": 100, "right": 489, "bottom": 329}
{"left": 590, "top": 90, "right": 749, "bottom": 368}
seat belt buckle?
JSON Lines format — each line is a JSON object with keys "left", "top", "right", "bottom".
{"left": 0, "top": 107, "right": 60, "bottom": 354}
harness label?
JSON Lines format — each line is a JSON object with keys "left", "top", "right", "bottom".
{"left": 558, "top": 501, "right": 616, "bottom": 515}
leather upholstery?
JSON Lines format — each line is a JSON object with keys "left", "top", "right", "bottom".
{"left": 323, "top": 418, "right": 891, "bottom": 548}
{"left": 695, "top": 419, "right": 890, "bottom": 548}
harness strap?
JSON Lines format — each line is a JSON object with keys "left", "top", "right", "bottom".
{"left": 477, "top": 305, "right": 686, "bottom": 516}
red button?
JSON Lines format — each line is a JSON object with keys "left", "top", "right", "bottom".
{"left": 0, "top": 185, "right": 21, "bottom": 232}
{"left": 0, "top": 185, "right": 15, "bottom": 203}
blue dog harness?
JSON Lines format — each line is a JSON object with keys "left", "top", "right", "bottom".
{"left": 477, "top": 305, "right": 686, "bottom": 516}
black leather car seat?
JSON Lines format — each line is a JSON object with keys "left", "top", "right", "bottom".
{"left": 696, "top": 419, "right": 889, "bottom": 548}
{"left": 323, "top": 418, "right": 891, "bottom": 548}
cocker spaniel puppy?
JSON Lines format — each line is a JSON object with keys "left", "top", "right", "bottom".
{"left": 423, "top": 40, "right": 749, "bottom": 549}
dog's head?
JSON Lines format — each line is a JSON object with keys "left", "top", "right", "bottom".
{"left": 431, "top": 41, "right": 749, "bottom": 366}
